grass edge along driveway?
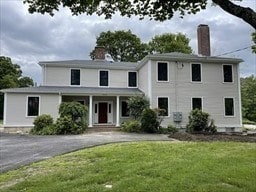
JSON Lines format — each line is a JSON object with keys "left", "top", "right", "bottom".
{"left": 0, "top": 141, "right": 255, "bottom": 192}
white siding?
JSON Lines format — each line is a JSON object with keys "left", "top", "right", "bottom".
{"left": 44, "top": 66, "right": 130, "bottom": 87}
{"left": 138, "top": 62, "right": 149, "bottom": 96}
{"left": 4, "top": 93, "right": 60, "bottom": 127}
{"left": 149, "top": 59, "right": 241, "bottom": 129}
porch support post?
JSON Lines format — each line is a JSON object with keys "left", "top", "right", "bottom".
{"left": 116, "top": 95, "right": 120, "bottom": 127}
{"left": 89, "top": 95, "right": 93, "bottom": 127}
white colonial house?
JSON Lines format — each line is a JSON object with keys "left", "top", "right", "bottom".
{"left": 1, "top": 25, "right": 243, "bottom": 132}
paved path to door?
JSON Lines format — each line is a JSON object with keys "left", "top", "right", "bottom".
{"left": 0, "top": 132, "right": 173, "bottom": 173}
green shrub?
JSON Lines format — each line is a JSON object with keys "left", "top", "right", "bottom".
{"left": 157, "top": 126, "right": 169, "bottom": 134}
{"left": 141, "top": 108, "right": 159, "bottom": 133}
{"left": 54, "top": 116, "right": 76, "bottom": 135}
{"left": 127, "top": 96, "right": 150, "bottom": 120}
{"left": 31, "top": 114, "right": 54, "bottom": 134}
{"left": 59, "top": 102, "right": 88, "bottom": 128}
{"left": 121, "top": 120, "right": 141, "bottom": 133}
{"left": 39, "top": 125, "right": 56, "bottom": 135}
{"left": 243, "top": 118, "right": 256, "bottom": 125}
{"left": 167, "top": 124, "right": 179, "bottom": 134}
{"left": 186, "top": 109, "right": 216, "bottom": 133}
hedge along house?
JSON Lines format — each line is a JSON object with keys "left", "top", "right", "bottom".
{"left": 1, "top": 25, "right": 243, "bottom": 132}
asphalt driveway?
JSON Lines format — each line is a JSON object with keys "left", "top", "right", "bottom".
{"left": 0, "top": 132, "right": 172, "bottom": 173}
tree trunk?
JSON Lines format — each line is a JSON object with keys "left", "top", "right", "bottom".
{"left": 213, "top": 0, "right": 256, "bottom": 29}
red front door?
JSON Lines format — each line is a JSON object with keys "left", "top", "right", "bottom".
{"left": 99, "top": 103, "right": 108, "bottom": 123}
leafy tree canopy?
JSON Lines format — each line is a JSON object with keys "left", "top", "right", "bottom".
{"left": 91, "top": 30, "right": 193, "bottom": 62}
{"left": 90, "top": 30, "right": 148, "bottom": 62}
{"left": 148, "top": 33, "right": 192, "bottom": 54}
{"left": 23, "top": 0, "right": 256, "bottom": 29}
{"left": 0, "top": 56, "right": 34, "bottom": 89}
{"left": 241, "top": 75, "right": 256, "bottom": 122}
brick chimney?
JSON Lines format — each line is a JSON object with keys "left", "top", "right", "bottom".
{"left": 94, "top": 46, "right": 106, "bottom": 60}
{"left": 197, "top": 24, "right": 211, "bottom": 56}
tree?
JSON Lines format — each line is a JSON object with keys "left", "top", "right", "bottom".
{"left": 0, "top": 56, "right": 34, "bottom": 119}
{"left": 241, "top": 76, "right": 256, "bottom": 122}
{"left": 90, "top": 30, "right": 148, "bottom": 62}
{"left": 127, "top": 96, "right": 150, "bottom": 120}
{"left": 23, "top": 0, "right": 256, "bottom": 29}
{"left": 252, "top": 32, "right": 256, "bottom": 54}
{"left": 148, "top": 33, "right": 192, "bottom": 54}
{"left": 18, "top": 77, "right": 34, "bottom": 88}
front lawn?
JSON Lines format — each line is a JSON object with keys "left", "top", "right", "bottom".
{"left": 0, "top": 142, "right": 255, "bottom": 192}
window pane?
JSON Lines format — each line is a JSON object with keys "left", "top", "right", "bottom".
{"left": 192, "top": 98, "right": 202, "bottom": 110}
{"left": 158, "top": 62, "right": 168, "bottom": 81}
{"left": 71, "top": 69, "right": 80, "bottom": 85}
{"left": 223, "top": 65, "right": 233, "bottom": 82}
{"left": 158, "top": 98, "right": 168, "bottom": 116}
{"left": 192, "top": 64, "right": 201, "bottom": 82}
{"left": 100, "top": 71, "right": 108, "bottom": 86}
{"left": 27, "top": 97, "right": 39, "bottom": 116}
{"left": 128, "top": 72, "right": 137, "bottom": 87}
{"left": 121, "top": 101, "right": 129, "bottom": 117}
{"left": 225, "top": 98, "right": 234, "bottom": 116}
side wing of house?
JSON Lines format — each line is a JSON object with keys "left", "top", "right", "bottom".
{"left": 144, "top": 55, "right": 242, "bottom": 131}
{"left": 3, "top": 92, "right": 60, "bottom": 131}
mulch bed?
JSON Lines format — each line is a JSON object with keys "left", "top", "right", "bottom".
{"left": 168, "top": 132, "right": 256, "bottom": 143}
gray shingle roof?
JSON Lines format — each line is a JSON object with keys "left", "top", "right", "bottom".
{"left": 39, "top": 60, "right": 139, "bottom": 70}
{"left": 1, "top": 86, "right": 143, "bottom": 96}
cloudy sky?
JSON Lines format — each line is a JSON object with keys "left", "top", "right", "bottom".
{"left": 1, "top": 0, "right": 255, "bottom": 84}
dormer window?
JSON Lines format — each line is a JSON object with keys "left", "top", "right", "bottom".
{"left": 70, "top": 69, "right": 80, "bottom": 85}
{"left": 128, "top": 72, "right": 137, "bottom": 87}
{"left": 99, "top": 70, "right": 109, "bottom": 86}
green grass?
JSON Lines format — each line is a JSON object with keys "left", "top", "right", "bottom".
{"left": 0, "top": 141, "right": 256, "bottom": 192}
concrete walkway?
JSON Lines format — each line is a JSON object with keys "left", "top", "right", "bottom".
{"left": 0, "top": 132, "right": 173, "bottom": 173}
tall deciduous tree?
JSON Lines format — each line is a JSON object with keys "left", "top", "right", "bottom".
{"left": 23, "top": 0, "right": 256, "bottom": 29}
{"left": 241, "top": 76, "right": 256, "bottom": 122}
{"left": 148, "top": 33, "right": 192, "bottom": 54}
{"left": 90, "top": 30, "right": 148, "bottom": 62}
{"left": 0, "top": 56, "right": 34, "bottom": 119}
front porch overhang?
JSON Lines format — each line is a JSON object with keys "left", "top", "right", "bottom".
{"left": 1, "top": 86, "right": 144, "bottom": 96}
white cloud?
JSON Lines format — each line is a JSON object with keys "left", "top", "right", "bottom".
{"left": 0, "top": 0, "right": 255, "bottom": 83}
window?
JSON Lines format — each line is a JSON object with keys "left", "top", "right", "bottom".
{"left": 121, "top": 101, "right": 129, "bottom": 117}
{"left": 157, "top": 62, "right": 168, "bottom": 81}
{"left": 71, "top": 69, "right": 80, "bottom": 85}
{"left": 158, "top": 97, "right": 168, "bottom": 116}
{"left": 27, "top": 96, "right": 39, "bottom": 116}
{"left": 225, "top": 98, "right": 234, "bottom": 116}
{"left": 99, "top": 70, "right": 109, "bottom": 86}
{"left": 223, "top": 65, "right": 233, "bottom": 82}
{"left": 192, "top": 98, "right": 202, "bottom": 110}
{"left": 109, "top": 104, "right": 111, "bottom": 113}
{"left": 191, "top": 64, "right": 201, "bottom": 82}
{"left": 128, "top": 72, "right": 137, "bottom": 87}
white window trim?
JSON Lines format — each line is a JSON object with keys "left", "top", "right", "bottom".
{"left": 190, "top": 63, "right": 202, "bottom": 83}
{"left": 127, "top": 71, "right": 138, "bottom": 88}
{"left": 120, "top": 100, "right": 130, "bottom": 118}
{"left": 157, "top": 96, "right": 170, "bottom": 117}
{"left": 70, "top": 68, "right": 81, "bottom": 86}
{"left": 224, "top": 97, "right": 235, "bottom": 117}
{"left": 26, "top": 95, "right": 40, "bottom": 117}
{"left": 156, "top": 61, "right": 169, "bottom": 82}
{"left": 222, "top": 64, "right": 234, "bottom": 83}
{"left": 191, "top": 97, "right": 204, "bottom": 111}
{"left": 98, "top": 69, "right": 110, "bottom": 87}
